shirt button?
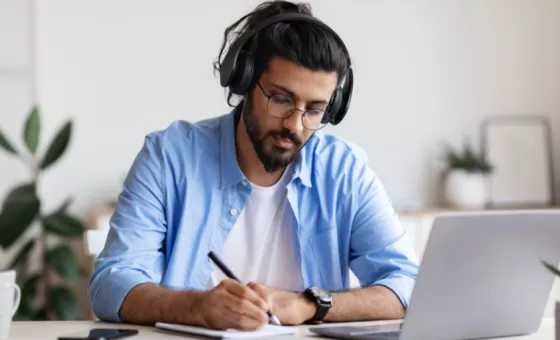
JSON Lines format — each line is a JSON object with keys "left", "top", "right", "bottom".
{"left": 242, "top": 180, "right": 248, "bottom": 186}
{"left": 230, "top": 208, "right": 238, "bottom": 216}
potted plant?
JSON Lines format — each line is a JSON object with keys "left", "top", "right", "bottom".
{"left": 0, "top": 105, "right": 86, "bottom": 320}
{"left": 443, "top": 142, "right": 493, "bottom": 209}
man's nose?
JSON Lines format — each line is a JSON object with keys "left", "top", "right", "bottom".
{"left": 282, "top": 107, "right": 305, "bottom": 135}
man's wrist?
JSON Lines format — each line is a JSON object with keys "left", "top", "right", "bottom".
{"left": 160, "top": 289, "right": 206, "bottom": 326}
{"left": 118, "top": 283, "right": 207, "bottom": 326}
{"left": 296, "top": 292, "right": 318, "bottom": 322}
{"left": 183, "top": 290, "right": 208, "bottom": 326}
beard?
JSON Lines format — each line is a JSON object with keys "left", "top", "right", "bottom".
{"left": 242, "top": 96, "right": 303, "bottom": 173}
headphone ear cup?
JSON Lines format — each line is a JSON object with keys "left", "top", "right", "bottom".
{"left": 328, "top": 88, "right": 343, "bottom": 124}
{"left": 229, "top": 51, "right": 255, "bottom": 95}
{"left": 330, "top": 68, "right": 353, "bottom": 125}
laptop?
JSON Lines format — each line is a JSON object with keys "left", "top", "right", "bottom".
{"left": 310, "top": 210, "right": 560, "bottom": 340}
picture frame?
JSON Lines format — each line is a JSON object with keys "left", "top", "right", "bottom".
{"left": 480, "top": 116, "right": 555, "bottom": 208}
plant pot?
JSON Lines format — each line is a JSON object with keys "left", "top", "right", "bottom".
{"left": 444, "top": 169, "right": 488, "bottom": 209}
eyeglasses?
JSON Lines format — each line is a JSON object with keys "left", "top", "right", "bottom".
{"left": 256, "top": 82, "right": 330, "bottom": 131}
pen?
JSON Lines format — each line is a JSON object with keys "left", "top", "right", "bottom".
{"left": 207, "top": 251, "right": 282, "bottom": 326}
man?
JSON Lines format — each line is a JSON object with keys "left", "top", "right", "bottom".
{"left": 89, "top": 0, "right": 419, "bottom": 331}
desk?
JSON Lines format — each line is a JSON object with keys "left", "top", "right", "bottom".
{"left": 6, "top": 319, "right": 555, "bottom": 340}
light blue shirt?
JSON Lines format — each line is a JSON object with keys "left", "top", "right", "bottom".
{"left": 88, "top": 108, "right": 420, "bottom": 322}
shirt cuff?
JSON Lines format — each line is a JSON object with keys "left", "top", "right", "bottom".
{"left": 373, "top": 274, "right": 416, "bottom": 309}
{"left": 90, "top": 269, "right": 153, "bottom": 322}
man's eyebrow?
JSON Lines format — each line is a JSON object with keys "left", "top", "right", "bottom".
{"left": 271, "top": 82, "right": 330, "bottom": 105}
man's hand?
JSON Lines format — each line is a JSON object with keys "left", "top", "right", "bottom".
{"left": 195, "top": 279, "right": 270, "bottom": 330}
{"left": 247, "top": 282, "right": 317, "bottom": 325}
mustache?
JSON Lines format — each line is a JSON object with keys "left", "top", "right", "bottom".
{"left": 267, "top": 130, "right": 302, "bottom": 146}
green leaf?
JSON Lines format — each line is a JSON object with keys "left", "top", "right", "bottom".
{"left": 6, "top": 239, "right": 35, "bottom": 270}
{"left": 55, "top": 197, "right": 73, "bottom": 214}
{"left": 46, "top": 244, "right": 79, "bottom": 282}
{"left": 43, "top": 212, "right": 85, "bottom": 237}
{"left": 13, "top": 274, "right": 39, "bottom": 321}
{"left": 13, "top": 309, "right": 32, "bottom": 321}
{"left": 50, "top": 286, "right": 82, "bottom": 320}
{"left": 34, "top": 308, "right": 48, "bottom": 321}
{"left": 1, "top": 183, "right": 36, "bottom": 207}
{"left": 21, "top": 275, "right": 40, "bottom": 314}
{"left": 0, "top": 184, "right": 40, "bottom": 248}
{"left": 543, "top": 260, "right": 560, "bottom": 277}
{"left": 443, "top": 141, "right": 493, "bottom": 174}
{"left": 40, "top": 121, "right": 72, "bottom": 170}
{"left": 23, "top": 105, "right": 40, "bottom": 155}
{"left": 0, "top": 129, "right": 18, "bottom": 155}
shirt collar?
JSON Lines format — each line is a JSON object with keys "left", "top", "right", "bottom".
{"left": 219, "top": 106, "right": 313, "bottom": 188}
{"left": 292, "top": 147, "right": 312, "bottom": 188}
{"left": 219, "top": 107, "right": 246, "bottom": 188}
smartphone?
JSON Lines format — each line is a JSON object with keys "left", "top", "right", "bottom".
{"left": 58, "top": 328, "right": 139, "bottom": 340}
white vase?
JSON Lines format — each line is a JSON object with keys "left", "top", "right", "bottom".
{"left": 444, "top": 169, "right": 488, "bottom": 209}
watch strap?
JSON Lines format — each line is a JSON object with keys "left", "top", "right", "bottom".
{"left": 304, "top": 287, "right": 332, "bottom": 322}
{"left": 310, "top": 304, "right": 329, "bottom": 321}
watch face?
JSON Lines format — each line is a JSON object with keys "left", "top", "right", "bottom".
{"left": 311, "top": 287, "right": 333, "bottom": 305}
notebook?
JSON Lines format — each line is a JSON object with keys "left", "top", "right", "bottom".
{"left": 155, "top": 322, "right": 298, "bottom": 339}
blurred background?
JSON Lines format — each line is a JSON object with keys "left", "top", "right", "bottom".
{"left": 1, "top": 0, "right": 559, "bottom": 321}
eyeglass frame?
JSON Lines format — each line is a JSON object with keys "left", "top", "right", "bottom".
{"left": 255, "top": 81, "right": 331, "bottom": 131}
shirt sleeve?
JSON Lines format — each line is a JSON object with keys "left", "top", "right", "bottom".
{"left": 88, "top": 135, "right": 167, "bottom": 322}
{"left": 348, "top": 154, "right": 420, "bottom": 309}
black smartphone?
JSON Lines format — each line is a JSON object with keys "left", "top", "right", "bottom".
{"left": 58, "top": 328, "right": 139, "bottom": 340}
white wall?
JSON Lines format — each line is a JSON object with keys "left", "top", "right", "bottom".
{"left": 2, "top": 0, "right": 560, "bottom": 219}
{"left": 0, "top": 0, "right": 34, "bottom": 211}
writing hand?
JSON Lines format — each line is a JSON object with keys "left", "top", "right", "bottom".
{"left": 196, "top": 279, "right": 270, "bottom": 330}
{"left": 247, "top": 282, "right": 317, "bottom": 325}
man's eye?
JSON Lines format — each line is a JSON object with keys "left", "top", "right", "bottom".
{"left": 271, "top": 95, "right": 292, "bottom": 105}
{"left": 307, "top": 109, "right": 325, "bottom": 116}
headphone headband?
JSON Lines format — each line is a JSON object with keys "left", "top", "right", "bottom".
{"left": 219, "top": 12, "right": 353, "bottom": 125}
{"left": 250, "top": 13, "right": 352, "bottom": 66}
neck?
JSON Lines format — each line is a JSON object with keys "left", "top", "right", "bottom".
{"left": 235, "top": 115, "right": 286, "bottom": 187}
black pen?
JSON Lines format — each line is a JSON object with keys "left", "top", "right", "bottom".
{"left": 207, "top": 251, "right": 282, "bottom": 326}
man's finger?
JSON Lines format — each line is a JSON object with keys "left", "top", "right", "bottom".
{"left": 224, "top": 280, "right": 269, "bottom": 311}
{"left": 247, "top": 282, "right": 272, "bottom": 307}
{"left": 221, "top": 295, "right": 268, "bottom": 330}
{"left": 226, "top": 304, "right": 268, "bottom": 330}
{"left": 217, "top": 304, "right": 263, "bottom": 331}
{"left": 222, "top": 289, "right": 269, "bottom": 323}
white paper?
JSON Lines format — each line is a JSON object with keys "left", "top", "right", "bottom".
{"left": 155, "top": 322, "right": 297, "bottom": 339}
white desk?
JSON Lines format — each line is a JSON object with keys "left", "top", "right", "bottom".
{"left": 6, "top": 319, "right": 555, "bottom": 340}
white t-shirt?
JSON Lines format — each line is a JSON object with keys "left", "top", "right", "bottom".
{"left": 206, "top": 165, "right": 304, "bottom": 291}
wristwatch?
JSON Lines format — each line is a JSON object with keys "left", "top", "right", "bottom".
{"left": 304, "top": 287, "right": 333, "bottom": 322}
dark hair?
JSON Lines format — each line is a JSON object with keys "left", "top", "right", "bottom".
{"left": 213, "top": 0, "right": 350, "bottom": 106}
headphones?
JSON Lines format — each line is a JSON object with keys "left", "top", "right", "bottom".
{"left": 219, "top": 13, "right": 353, "bottom": 126}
